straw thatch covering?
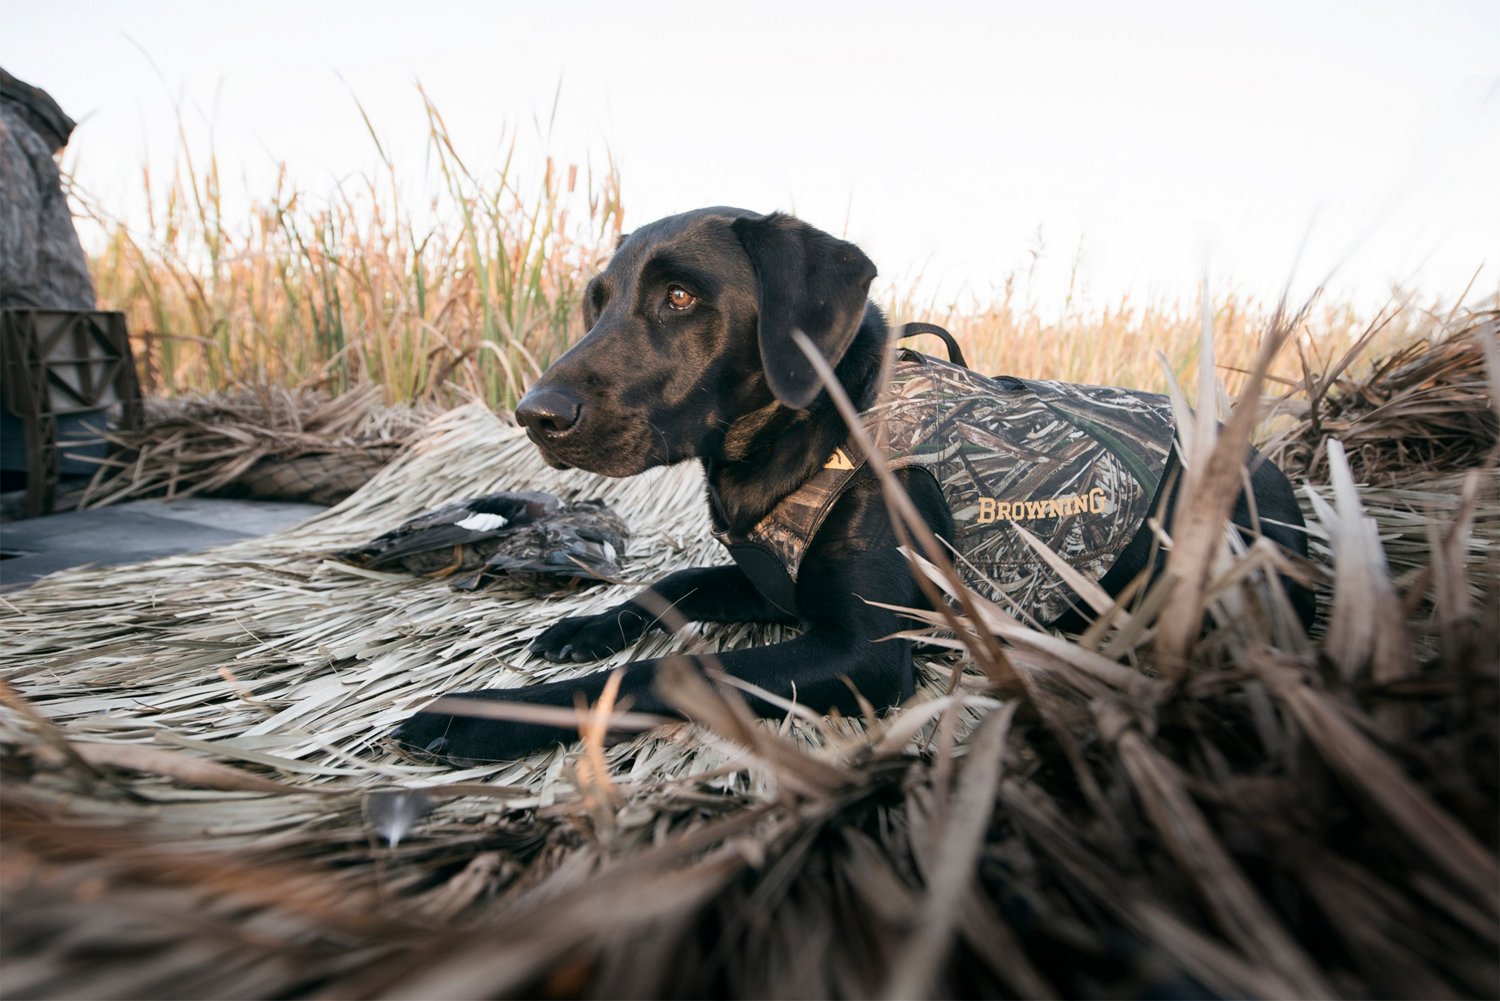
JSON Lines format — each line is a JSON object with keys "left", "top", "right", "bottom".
{"left": 2, "top": 315, "right": 1498, "bottom": 999}
{"left": 79, "top": 384, "right": 438, "bottom": 508}
{"left": 1267, "top": 308, "right": 1499, "bottom": 487}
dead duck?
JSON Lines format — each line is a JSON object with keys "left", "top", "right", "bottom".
{"left": 450, "top": 499, "right": 629, "bottom": 592}
{"left": 334, "top": 490, "right": 628, "bottom": 591}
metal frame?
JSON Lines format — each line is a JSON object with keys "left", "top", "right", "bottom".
{"left": 1, "top": 310, "right": 141, "bottom": 516}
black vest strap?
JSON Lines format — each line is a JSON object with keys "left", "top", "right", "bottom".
{"left": 897, "top": 322, "right": 967, "bottom": 368}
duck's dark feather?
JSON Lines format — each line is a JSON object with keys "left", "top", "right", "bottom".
{"left": 452, "top": 502, "right": 630, "bottom": 591}
{"left": 334, "top": 491, "right": 629, "bottom": 591}
{"left": 334, "top": 491, "right": 560, "bottom": 570}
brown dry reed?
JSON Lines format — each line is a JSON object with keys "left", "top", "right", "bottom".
{"left": 71, "top": 93, "right": 1460, "bottom": 413}
{"left": 78, "top": 91, "right": 623, "bottom": 409}
{"left": 75, "top": 384, "right": 440, "bottom": 508}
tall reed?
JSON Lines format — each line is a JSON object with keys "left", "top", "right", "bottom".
{"left": 907, "top": 278, "right": 1426, "bottom": 398}
{"left": 79, "top": 94, "right": 1426, "bottom": 408}
{"left": 82, "top": 95, "right": 623, "bottom": 409}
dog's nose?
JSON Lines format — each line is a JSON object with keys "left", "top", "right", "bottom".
{"left": 516, "top": 387, "right": 583, "bottom": 437}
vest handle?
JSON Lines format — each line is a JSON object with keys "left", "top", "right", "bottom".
{"left": 897, "top": 322, "right": 968, "bottom": 369}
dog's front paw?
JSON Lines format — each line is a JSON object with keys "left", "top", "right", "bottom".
{"left": 392, "top": 694, "right": 570, "bottom": 765}
{"left": 532, "top": 608, "right": 649, "bottom": 662}
{"left": 390, "top": 708, "right": 502, "bottom": 766}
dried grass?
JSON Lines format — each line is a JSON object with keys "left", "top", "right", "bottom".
{"left": 2, "top": 316, "right": 1497, "bottom": 998}
{"left": 1266, "top": 307, "right": 1499, "bottom": 486}
{"left": 77, "top": 385, "right": 439, "bottom": 507}
{"left": 81, "top": 91, "right": 1437, "bottom": 414}
{"left": 80, "top": 93, "right": 623, "bottom": 409}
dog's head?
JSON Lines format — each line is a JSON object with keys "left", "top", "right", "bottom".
{"left": 515, "top": 208, "right": 877, "bottom": 476}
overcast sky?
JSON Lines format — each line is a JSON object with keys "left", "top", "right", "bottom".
{"left": 6, "top": 0, "right": 1497, "bottom": 314}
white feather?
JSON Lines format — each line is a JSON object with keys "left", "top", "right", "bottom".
{"left": 455, "top": 512, "right": 508, "bottom": 532}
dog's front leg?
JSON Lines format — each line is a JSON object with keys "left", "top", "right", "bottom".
{"left": 392, "top": 621, "right": 914, "bottom": 764}
{"left": 532, "top": 565, "right": 798, "bottom": 663}
{"left": 394, "top": 477, "right": 937, "bottom": 764}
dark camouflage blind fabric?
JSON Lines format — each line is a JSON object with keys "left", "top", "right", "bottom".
{"left": 715, "top": 351, "right": 1177, "bottom": 624}
{"left": 0, "top": 71, "right": 96, "bottom": 310}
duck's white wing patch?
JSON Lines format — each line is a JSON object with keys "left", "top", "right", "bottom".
{"left": 455, "top": 512, "right": 509, "bottom": 533}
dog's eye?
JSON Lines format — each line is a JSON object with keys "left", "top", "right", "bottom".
{"left": 666, "top": 286, "right": 697, "bottom": 311}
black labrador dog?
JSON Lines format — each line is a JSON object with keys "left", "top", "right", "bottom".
{"left": 394, "top": 208, "right": 1311, "bottom": 762}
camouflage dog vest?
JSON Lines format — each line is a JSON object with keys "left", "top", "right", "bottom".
{"left": 714, "top": 351, "right": 1178, "bottom": 623}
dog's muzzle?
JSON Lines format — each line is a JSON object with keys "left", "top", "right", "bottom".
{"left": 516, "top": 387, "right": 582, "bottom": 439}
{"left": 515, "top": 386, "right": 585, "bottom": 468}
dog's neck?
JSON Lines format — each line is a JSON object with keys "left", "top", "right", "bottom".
{"left": 703, "top": 305, "right": 889, "bottom": 533}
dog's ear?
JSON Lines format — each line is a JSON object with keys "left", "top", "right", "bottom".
{"left": 731, "top": 213, "right": 877, "bottom": 409}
